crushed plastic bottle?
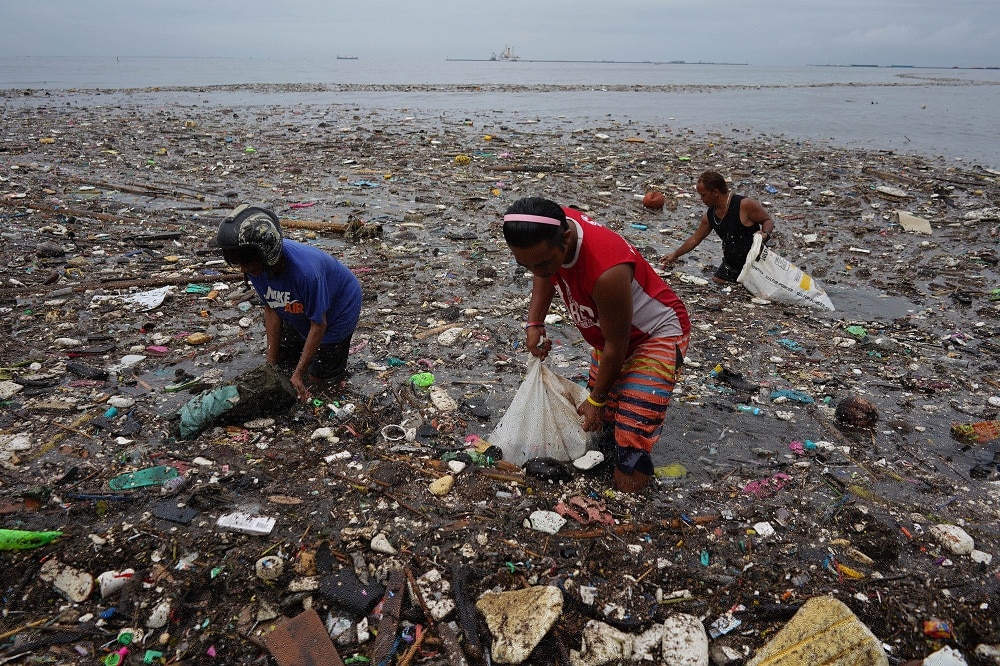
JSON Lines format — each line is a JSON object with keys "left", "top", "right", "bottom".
{"left": 160, "top": 475, "right": 188, "bottom": 495}
{"left": 736, "top": 405, "right": 763, "bottom": 416}
{"left": 327, "top": 402, "right": 357, "bottom": 419}
{"left": 442, "top": 450, "right": 495, "bottom": 467}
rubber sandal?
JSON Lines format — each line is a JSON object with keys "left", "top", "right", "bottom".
{"left": 554, "top": 500, "right": 590, "bottom": 525}
{"left": 952, "top": 291, "right": 973, "bottom": 305}
{"left": 108, "top": 465, "right": 178, "bottom": 491}
{"left": 718, "top": 368, "right": 759, "bottom": 393}
{"left": 164, "top": 377, "right": 205, "bottom": 393}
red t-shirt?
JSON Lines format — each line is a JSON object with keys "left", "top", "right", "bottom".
{"left": 552, "top": 208, "right": 690, "bottom": 351}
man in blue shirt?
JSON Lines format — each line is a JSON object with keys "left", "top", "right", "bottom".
{"left": 214, "top": 205, "right": 362, "bottom": 402}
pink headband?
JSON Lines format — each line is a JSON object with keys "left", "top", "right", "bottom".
{"left": 503, "top": 213, "right": 563, "bottom": 226}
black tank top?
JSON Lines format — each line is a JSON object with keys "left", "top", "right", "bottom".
{"left": 707, "top": 194, "right": 760, "bottom": 266}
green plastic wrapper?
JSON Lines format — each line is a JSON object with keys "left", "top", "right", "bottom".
{"left": 409, "top": 372, "right": 435, "bottom": 389}
{"left": 0, "top": 528, "right": 63, "bottom": 550}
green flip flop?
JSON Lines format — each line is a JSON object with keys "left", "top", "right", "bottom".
{"left": 108, "top": 465, "right": 179, "bottom": 491}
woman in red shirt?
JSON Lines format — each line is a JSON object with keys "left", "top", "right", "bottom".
{"left": 503, "top": 197, "right": 691, "bottom": 492}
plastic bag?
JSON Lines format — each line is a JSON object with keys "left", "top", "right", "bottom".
{"left": 174, "top": 364, "right": 296, "bottom": 440}
{"left": 488, "top": 356, "right": 589, "bottom": 466}
{"left": 177, "top": 385, "right": 240, "bottom": 439}
{"left": 737, "top": 234, "right": 835, "bottom": 310}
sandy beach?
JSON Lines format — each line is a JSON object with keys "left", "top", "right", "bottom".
{"left": 1, "top": 87, "right": 999, "bottom": 664}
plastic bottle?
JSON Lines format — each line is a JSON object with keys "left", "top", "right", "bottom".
{"left": 160, "top": 475, "right": 188, "bottom": 495}
{"left": 441, "top": 450, "right": 495, "bottom": 467}
{"left": 736, "top": 405, "right": 763, "bottom": 416}
{"left": 467, "top": 451, "right": 495, "bottom": 467}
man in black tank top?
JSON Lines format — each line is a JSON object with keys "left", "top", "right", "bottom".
{"left": 661, "top": 171, "right": 775, "bottom": 283}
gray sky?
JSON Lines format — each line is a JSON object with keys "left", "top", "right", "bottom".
{"left": 3, "top": 0, "right": 998, "bottom": 67}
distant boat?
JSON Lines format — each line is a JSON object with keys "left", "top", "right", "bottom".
{"left": 336, "top": 55, "right": 358, "bottom": 60}
{"left": 490, "top": 46, "right": 520, "bottom": 62}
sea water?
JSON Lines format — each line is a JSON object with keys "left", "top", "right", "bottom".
{"left": 1, "top": 55, "right": 997, "bottom": 166}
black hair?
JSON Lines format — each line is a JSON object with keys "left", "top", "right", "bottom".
{"left": 698, "top": 170, "right": 728, "bottom": 194}
{"left": 502, "top": 197, "right": 568, "bottom": 249}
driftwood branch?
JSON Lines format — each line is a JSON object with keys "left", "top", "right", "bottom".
{"left": 68, "top": 176, "right": 213, "bottom": 202}
{"left": 414, "top": 323, "right": 464, "bottom": 341}
{"left": 559, "top": 514, "right": 719, "bottom": 539}
{"left": 1, "top": 199, "right": 154, "bottom": 226}
{"left": 483, "top": 164, "right": 570, "bottom": 172}
{"left": 49, "top": 272, "right": 247, "bottom": 294}
{"left": 280, "top": 217, "right": 382, "bottom": 237}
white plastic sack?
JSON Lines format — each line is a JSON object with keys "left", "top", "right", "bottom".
{"left": 737, "top": 234, "right": 835, "bottom": 310}
{"left": 489, "top": 357, "right": 589, "bottom": 466}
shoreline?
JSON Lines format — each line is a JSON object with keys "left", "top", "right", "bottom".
{"left": 3, "top": 84, "right": 998, "bottom": 169}
{"left": 5, "top": 75, "right": 999, "bottom": 93}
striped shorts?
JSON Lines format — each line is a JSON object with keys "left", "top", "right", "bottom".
{"left": 588, "top": 333, "right": 690, "bottom": 464}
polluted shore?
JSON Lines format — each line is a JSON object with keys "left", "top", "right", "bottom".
{"left": 1, "top": 85, "right": 999, "bottom": 665}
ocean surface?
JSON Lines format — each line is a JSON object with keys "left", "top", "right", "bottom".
{"left": 1, "top": 56, "right": 998, "bottom": 167}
